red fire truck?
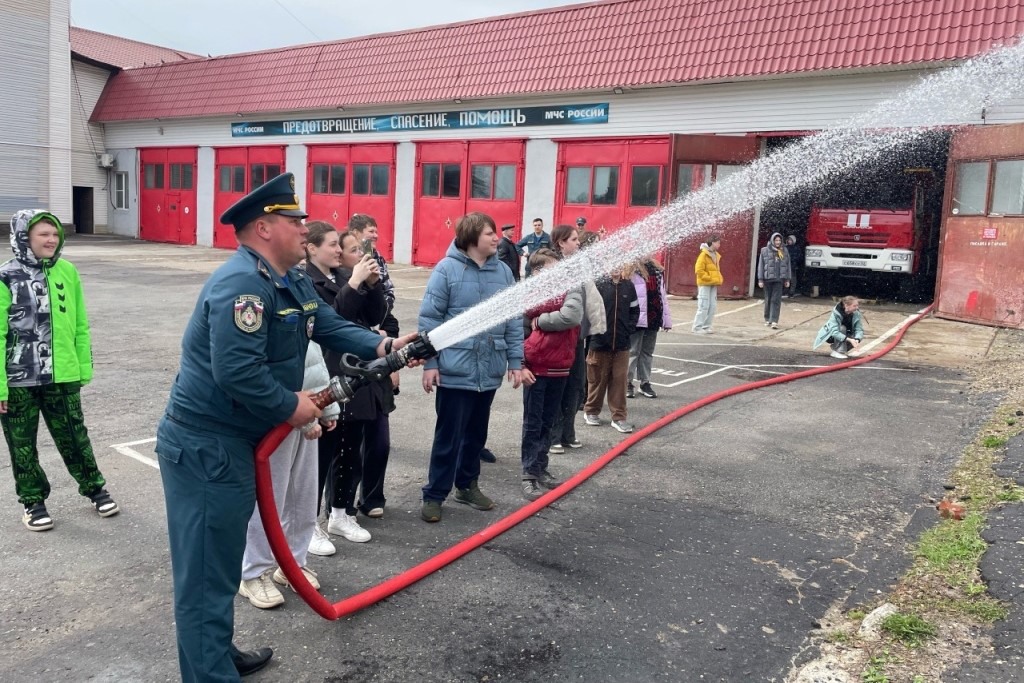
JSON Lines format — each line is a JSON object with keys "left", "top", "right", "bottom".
{"left": 802, "top": 167, "right": 942, "bottom": 300}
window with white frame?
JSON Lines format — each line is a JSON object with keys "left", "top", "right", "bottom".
{"left": 114, "top": 171, "right": 129, "bottom": 210}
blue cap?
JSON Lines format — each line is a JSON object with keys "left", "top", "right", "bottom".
{"left": 219, "top": 172, "right": 308, "bottom": 230}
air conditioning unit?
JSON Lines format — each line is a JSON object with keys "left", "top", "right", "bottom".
{"left": 97, "top": 153, "right": 115, "bottom": 169}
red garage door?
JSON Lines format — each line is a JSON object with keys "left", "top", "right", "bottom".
{"left": 139, "top": 147, "right": 198, "bottom": 245}
{"left": 554, "top": 137, "right": 670, "bottom": 235}
{"left": 413, "top": 140, "right": 525, "bottom": 266}
{"left": 306, "top": 144, "right": 396, "bottom": 260}
{"left": 213, "top": 146, "right": 285, "bottom": 249}
{"left": 664, "top": 134, "right": 760, "bottom": 299}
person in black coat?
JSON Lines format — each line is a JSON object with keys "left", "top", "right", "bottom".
{"left": 496, "top": 224, "right": 521, "bottom": 281}
{"left": 321, "top": 231, "right": 396, "bottom": 544}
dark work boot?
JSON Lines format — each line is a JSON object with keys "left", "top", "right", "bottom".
{"left": 231, "top": 643, "right": 273, "bottom": 677}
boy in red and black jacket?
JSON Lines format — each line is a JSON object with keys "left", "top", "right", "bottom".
{"left": 583, "top": 267, "right": 640, "bottom": 434}
{"left": 520, "top": 249, "right": 583, "bottom": 501}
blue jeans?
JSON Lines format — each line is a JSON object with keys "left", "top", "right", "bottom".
{"left": 521, "top": 376, "right": 567, "bottom": 479}
{"left": 422, "top": 387, "right": 496, "bottom": 502}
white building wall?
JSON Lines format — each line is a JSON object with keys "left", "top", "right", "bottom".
{"left": 523, "top": 139, "right": 557, "bottom": 229}
{"left": 196, "top": 147, "right": 215, "bottom": 244}
{"left": 0, "top": 0, "right": 70, "bottom": 223}
{"left": 107, "top": 148, "right": 137, "bottom": 236}
{"left": 46, "top": 0, "right": 71, "bottom": 223}
{"left": 70, "top": 59, "right": 110, "bottom": 230}
{"left": 393, "top": 142, "right": 416, "bottom": 264}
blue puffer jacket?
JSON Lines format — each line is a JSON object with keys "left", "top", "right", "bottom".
{"left": 419, "top": 241, "right": 524, "bottom": 392}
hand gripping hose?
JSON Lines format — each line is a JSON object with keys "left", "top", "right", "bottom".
{"left": 255, "top": 306, "right": 932, "bottom": 620}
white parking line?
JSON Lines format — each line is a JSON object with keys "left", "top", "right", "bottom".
{"left": 714, "top": 302, "right": 762, "bottom": 317}
{"left": 111, "top": 437, "right": 159, "bottom": 470}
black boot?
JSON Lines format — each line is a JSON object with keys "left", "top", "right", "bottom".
{"left": 479, "top": 448, "right": 497, "bottom": 463}
{"left": 231, "top": 643, "right": 273, "bottom": 677}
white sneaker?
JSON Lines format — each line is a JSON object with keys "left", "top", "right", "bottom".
{"left": 328, "top": 511, "right": 372, "bottom": 543}
{"left": 549, "top": 443, "right": 565, "bottom": 454}
{"left": 365, "top": 507, "right": 385, "bottom": 518}
{"left": 691, "top": 328, "right": 709, "bottom": 335}
{"left": 239, "top": 570, "right": 284, "bottom": 609}
{"left": 272, "top": 565, "right": 320, "bottom": 591}
{"left": 830, "top": 350, "right": 848, "bottom": 359}
{"left": 583, "top": 414, "right": 602, "bottom": 426}
{"left": 307, "top": 524, "right": 336, "bottom": 556}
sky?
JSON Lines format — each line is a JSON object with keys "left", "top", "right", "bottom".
{"left": 70, "top": 0, "right": 583, "bottom": 56}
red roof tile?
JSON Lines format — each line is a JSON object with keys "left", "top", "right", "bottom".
{"left": 70, "top": 26, "right": 202, "bottom": 69}
{"left": 91, "top": 0, "right": 1024, "bottom": 122}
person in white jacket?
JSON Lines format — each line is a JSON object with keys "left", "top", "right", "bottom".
{"left": 237, "top": 342, "right": 339, "bottom": 609}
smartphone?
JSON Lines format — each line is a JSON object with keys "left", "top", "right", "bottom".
{"left": 361, "top": 238, "right": 374, "bottom": 256}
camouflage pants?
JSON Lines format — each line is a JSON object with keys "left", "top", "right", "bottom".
{"left": 2, "top": 383, "right": 105, "bottom": 506}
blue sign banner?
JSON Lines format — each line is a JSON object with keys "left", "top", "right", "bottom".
{"left": 231, "top": 103, "right": 609, "bottom": 137}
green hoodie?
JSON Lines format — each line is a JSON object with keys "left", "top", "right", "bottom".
{"left": 0, "top": 210, "right": 93, "bottom": 399}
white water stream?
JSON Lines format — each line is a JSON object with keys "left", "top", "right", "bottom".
{"left": 429, "top": 40, "right": 1024, "bottom": 351}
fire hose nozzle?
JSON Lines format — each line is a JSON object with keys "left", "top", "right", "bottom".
{"left": 311, "top": 332, "right": 438, "bottom": 409}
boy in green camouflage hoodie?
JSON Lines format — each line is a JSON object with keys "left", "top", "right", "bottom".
{"left": 0, "top": 210, "right": 118, "bottom": 531}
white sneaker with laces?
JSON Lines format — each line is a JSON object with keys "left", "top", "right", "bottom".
{"left": 328, "top": 510, "right": 372, "bottom": 543}
{"left": 239, "top": 570, "right": 285, "bottom": 609}
{"left": 307, "top": 524, "right": 336, "bottom": 556}
{"left": 830, "top": 350, "right": 848, "bottom": 359}
{"left": 272, "top": 565, "right": 320, "bottom": 591}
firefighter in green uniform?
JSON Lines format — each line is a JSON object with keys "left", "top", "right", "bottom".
{"left": 156, "top": 173, "right": 415, "bottom": 681}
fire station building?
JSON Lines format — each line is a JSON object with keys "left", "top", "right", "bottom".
{"left": 6, "top": 0, "right": 1024, "bottom": 326}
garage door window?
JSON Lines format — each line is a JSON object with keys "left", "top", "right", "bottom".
{"left": 630, "top": 166, "right": 661, "bottom": 206}
{"left": 471, "top": 164, "right": 516, "bottom": 200}
{"left": 991, "top": 159, "right": 1024, "bottom": 216}
{"left": 566, "top": 165, "right": 619, "bottom": 205}
{"left": 952, "top": 162, "right": 990, "bottom": 216}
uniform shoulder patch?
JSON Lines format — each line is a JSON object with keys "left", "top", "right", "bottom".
{"left": 234, "top": 295, "right": 265, "bottom": 333}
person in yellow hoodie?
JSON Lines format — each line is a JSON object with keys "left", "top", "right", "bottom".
{"left": 692, "top": 235, "right": 723, "bottom": 334}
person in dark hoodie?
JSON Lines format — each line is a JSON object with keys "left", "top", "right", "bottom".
{"left": 0, "top": 209, "right": 118, "bottom": 532}
{"left": 583, "top": 266, "right": 639, "bottom": 434}
{"left": 757, "top": 232, "right": 792, "bottom": 329}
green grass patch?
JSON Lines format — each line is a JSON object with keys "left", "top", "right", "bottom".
{"left": 827, "top": 629, "right": 852, "bottom": 644}
{"left": 848, "top": 609, "right": 866, "bottom": 621}
{"left": 915, "top": 513, "right": 987, "bottom": 585}
{"left": 862, "top": 650, "right": 892, "bottom": 682}
{"left": 880, "top": 612, "right": 937, "bottom": 647}
{"left": 981, "top": 435, "right": 1008, "bottom": 448}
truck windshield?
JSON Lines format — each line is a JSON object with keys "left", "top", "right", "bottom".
{"left": 814, "top": 174, "right": 915, "bottom": 211}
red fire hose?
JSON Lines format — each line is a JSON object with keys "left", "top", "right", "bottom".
{"left": 255, "top": 305, "right": 933, "bottom": 620}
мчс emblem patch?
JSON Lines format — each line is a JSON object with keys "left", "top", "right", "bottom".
{"left": 306, "top": 317, "right": 315, "bottom": 338}
{"left": 234, "top": 295, "right": 264, "bottom": 333}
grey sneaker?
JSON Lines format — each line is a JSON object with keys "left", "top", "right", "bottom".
{"left": 521, "top": 479, "right": 544, "bottom": 501}
{"left": 639, "top": 382, "right": 657, "bottom": 398}
{"left": 239, "top": 570, "right": 285, "bottom": 609}
{"left": 626, "top": 383, "right": 635, "bottom": 399}
{"left": 549, "top": 443, "right": 565, "bottom": 454}
{"left": 421, "top": 500, "right": 442, "bottom": 523}
{"left": 538, "top": 470, "right": 565, "bottom": 489}
{"left": 455, "top": 480, "right": 494, "bottom": 510}
{"left": 583, "top": 413, "right": 602, "bottom": 426}
{"left": 611, "top": 420, "right": 634, "bottom": 434}
{"left": 830, "top": 350, "right": 848, "bottom": 359}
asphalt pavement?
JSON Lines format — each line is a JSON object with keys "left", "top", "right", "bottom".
{"left": 0, "top": 235, "right": 1016, "bottom": 682}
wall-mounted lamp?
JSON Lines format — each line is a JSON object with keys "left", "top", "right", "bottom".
{"left": 612, "top": 87, "right": 624, "bottom": 95}
{"left": 454, "top": 98, "right": 463, "bottom": 104}
{"left": 235, "top": 112, "right": 243, "bottom": 117}
{"left": 337, "top": 106, "right": 345, "bottom": 112}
